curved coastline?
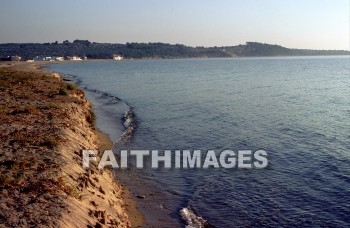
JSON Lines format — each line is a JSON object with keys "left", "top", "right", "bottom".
{"left": 38, "top": 57, "right": 350, "bottom": 227}
{"left": 0, "top": 61, "right": 143, "bottom": 227}
{"left": 47, "top": 61, "right": 209, "bottom": 227}
{"left": 46, "top": 64, "right": 145, "bottom": 227}
{"left": 52, "top": 72, "right": 138, "bottom": 148}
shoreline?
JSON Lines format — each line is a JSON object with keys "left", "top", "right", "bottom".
{"left": 47, "top": 60, "right": 185, "bottom": 227}
{"left": 42, "top": 60, "right": 145, "bottom": 227}
{"left": 0, "top": 61, "right": 143, "bottom": 227}
{"left": 95, "top": 127, "right": 144, "bottom": 228}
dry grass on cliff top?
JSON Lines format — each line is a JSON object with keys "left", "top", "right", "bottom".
{"left": 0, "top": 67, "right": 96, "bottom": 226}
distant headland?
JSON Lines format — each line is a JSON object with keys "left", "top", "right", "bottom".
{"left": 0, "top": 40, "right": 349, "bottom": 61}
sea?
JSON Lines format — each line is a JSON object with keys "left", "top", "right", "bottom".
{"left": 50, "top": 56, "right": 350, "bottom": 227}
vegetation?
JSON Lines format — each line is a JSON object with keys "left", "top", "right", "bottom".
{"left": 0, "top": 67, "right": 95, "bottom": 226}
{"left": 0, "top": 40, "right": 348, "bottom": 60}
{"left": 59, "top": 83, "right": 77, "bottom": 95}
{"left": 58, "top": 87, "right": 69, "bottom": 95}
{"left": 87, "top": 112, "right": 96, "bottom": 126}
{"left": 66, "top": 83, "right": 78, "bottom": 90}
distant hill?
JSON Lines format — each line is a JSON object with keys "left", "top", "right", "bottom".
{"left": 0, "top": 40, "right": 348, "bottom": 60}
{"left": 223, "top": 42, "right": 349, "bottom": 56}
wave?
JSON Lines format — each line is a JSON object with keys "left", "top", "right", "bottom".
{"left": 114, "top": 107, "right": 137, "bottom": 147}
{"left": 179, "top": 206, "right": 212, "bottom": 228}
{"left": 58, "top": 72, "right": 137, "bottom": 147}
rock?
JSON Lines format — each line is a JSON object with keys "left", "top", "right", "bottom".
{"left": 52, "top": 73, "right": 61, "bottom": 79}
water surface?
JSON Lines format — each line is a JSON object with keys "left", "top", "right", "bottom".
{"left": 50, "top": 56, "right": 350, "bottom": 227}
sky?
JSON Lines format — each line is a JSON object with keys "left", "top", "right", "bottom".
{"left": 0, "top": 0, "right": 349, "bottom": 50}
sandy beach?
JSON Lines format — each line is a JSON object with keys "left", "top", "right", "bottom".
{"left": 0, "top": 61, "right": 143, "bottom": 227}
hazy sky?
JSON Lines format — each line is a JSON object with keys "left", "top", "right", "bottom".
{"left": 0, "top": 0, "right": 349, "bottom": 50}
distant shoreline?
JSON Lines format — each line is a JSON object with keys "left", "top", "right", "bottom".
{"left": 16, "top": 54, "right": 349, "bottom": 68}
{"left": 1, "top": 41, "right": 348, "bottom": 61}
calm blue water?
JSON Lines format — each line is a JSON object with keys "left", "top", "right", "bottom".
{"left": 50, "top": 56, "right": 350, "bottom": 227}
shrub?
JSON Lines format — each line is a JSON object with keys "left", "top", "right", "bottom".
{"left": 66, "top": 83, "right": 77, "bottom": 90}
{"left": 87, "top": 112, "right": 96, "bottom": 126}
{"left": 59, "top": 87, "right": 69, "bottom": 95}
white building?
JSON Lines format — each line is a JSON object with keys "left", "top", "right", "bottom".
{"left": 67, "top": 56, "right": 82, "bottom": 61}
{"left": 55, "top": 57, "right": 64, "bottom": 61}
{"left": 33, "top": 56, "right": 54, "bottom": 61}
{"left": 113, "top": 55, "right": 123, "bottom": 61}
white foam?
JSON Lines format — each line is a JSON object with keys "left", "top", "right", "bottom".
{"left": 179, "top": 207, "right": 208, "bottom": 228}
{"left": 113, "top": 107, "right": 137, "bottom": 147}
